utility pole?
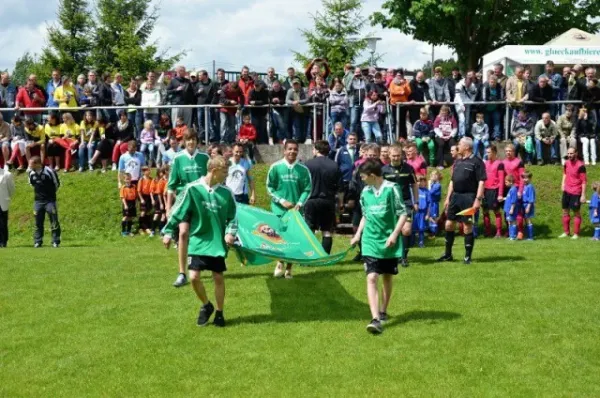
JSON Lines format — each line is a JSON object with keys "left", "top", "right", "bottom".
{"left": 212, "top": 60, "right": 216, "bottom": 79}
{"left": 431, "top": 45, "right": 435, "bottom": 77}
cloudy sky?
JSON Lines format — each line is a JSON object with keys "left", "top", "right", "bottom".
{"left": 0, "top": 0, "right": 454, "bottom": 76}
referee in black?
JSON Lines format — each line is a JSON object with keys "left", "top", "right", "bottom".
{"left": 438, "top": 137, "right": 486, "bottom": 264}
{"left": 304, "top": 140, "right": 343, "bottom": 254}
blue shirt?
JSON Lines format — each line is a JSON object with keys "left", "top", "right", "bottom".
{"left": 162, "top": 148, "right": 181, "bottom": 165}
{"left": 590, "top": 192, "right": 599, "bottom": 223}
{"left": 118, "top": 151, "right": 145, "bottom": 181}
{"left": 417, "top": 187, "right": 430, "bottom": 212}
{"left": 429, "top": 182, "right": 442, "bottom": 202}
{"left": 503, "top": 186, "right": 518, "bottom": 215}
{"left": 522, "top": 183, "right": 536, "bottom": 217}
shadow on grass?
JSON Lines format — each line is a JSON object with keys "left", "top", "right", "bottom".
{"left": 385, "top": 310, "right": 462, "bottom": 329}
{"left": 231, "top": 268, "right": 368, "bottom": 325}
{"left": 475, "top": 255, "right": 526, "bottom": 263}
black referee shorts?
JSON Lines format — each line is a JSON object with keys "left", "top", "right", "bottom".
{"left": 447, "top": 192, "right": 476, "bottom": 222}
{"left": 304, "top": 198, "right": 336, "bottom": 232}
{"left": 562, "top": 191, "right": 581, "bottom": 211}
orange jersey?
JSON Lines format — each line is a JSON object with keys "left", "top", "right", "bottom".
{"left": 137, "top": 177, "right": 153, "bottom": 195}
{"left": 173, "top": 125, "right": 187, "bottom": 140}
{"left": 120, "top": 185, "right": 137, "bottom": 201}
{"left": 160, "top": 177, "right": 168, "bottom": 194}
{"left": 150, "top": 178, "right": 166, "bottom": 195}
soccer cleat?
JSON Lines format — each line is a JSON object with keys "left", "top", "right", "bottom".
{"left": 400, "top": 258, "right": 409, "bottom": 268}
{"left": 284, "top": 270, "right": 293, "bottom": 279}
{"left": 436, "top": 254, "right": 454, "bottom": 262}
{"left": 463, "top": 256, "right": 471, "bottom": 265}
{"left": 571, "top": 234, "right": 579, "bottom": 240}
{"left": 213, "top": 312, "right": 225, "bottom": 327}
{"left": 52, "top": 242, "right": 60, "bottom": 248}
{"left": 366, "top": 319, "right": 383, "bottom": 334}
{"left": 273, "top": 263, "right": 285, "bottom": 278}
{"left": 197, "top": 302, "right": 215, "bottom": 326}
{"left": 558, "top": 233, "right": 569, "bottom": 238}
{"left": 34, "top": 243, "right": 42, "bottom": 248}
{"left": 173, "top": 273, "right": 188, "bottom": 288}
{"left": 379, "top": 312, "right": 388, "bottom": 323}
{"left": 516, "top": 232, "right": 524, "bottom": 240}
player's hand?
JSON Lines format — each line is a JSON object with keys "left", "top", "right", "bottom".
{"left": 385, "top": 233, "right": 398, "bottom": 248}
{"left": 162, "top": 235, "right": 172, "bottom": 249}
{"left": 224, "top": 234, "right": 236, "bottom": 246}
{"left": 350, "top": 234, "right": 360, "bottom": 246}
{"left": 580, "top": 194, "right": 586, "bottom": 204}
{"left": 249, "top": 194, "right": 256, "bottom": 205}
{"left": 140, "top": 199, "right": 145, "bottom": 204}
{"left": 413, "top": 204, "right": 419, "bottom": 212}
{"left": 281, "top": 200, "right": 294, "bottom": 209}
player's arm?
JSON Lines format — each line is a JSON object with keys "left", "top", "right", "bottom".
{"left": 119, "top": 188, "right": 127, "bottom": 208}
{"left": 580, "top": 167, "right": 587, "bottom": 202}
{"left": 474, "top": 180, "right": 485, "bottom": 210}
{"left": 350, "top": 216, "right": 366, "bottom": 246}
{"left": 444, "top": 181, "right": 454, "bottom": 209}
{"left": 162, "top": 186, "right": 192, "bottom": 242}
{"left": 137, "top": 180, "right": 144, "bottom": 203}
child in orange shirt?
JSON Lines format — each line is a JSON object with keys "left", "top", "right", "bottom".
{"left": 150, "top": 166, "right": 167, "bottom": 236}
{"left": 137, "top": 166, "right": 153, "bottom": 235}
{"left": 238, "top": 114, "right": 256, "bottom": 162}
{"left": 120, "top": 173, "right": 137, "bottom": 236}
{"left": 172, "top": 116, "right": 188, "bottom": 144}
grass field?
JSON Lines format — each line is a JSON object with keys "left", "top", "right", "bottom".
{"left": 2, "top": 164, "right": 600, "bottom": 397}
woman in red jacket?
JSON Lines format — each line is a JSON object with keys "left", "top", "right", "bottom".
{"left": 15, "top": 79, "right": 46, "bottom": 123}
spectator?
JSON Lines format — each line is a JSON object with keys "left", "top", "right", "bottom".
{"left": 454, "top": 70, "right": 481, "bottom": 138}
{"left": 470, "top": 112, "right": 490, "bottom": 159}
{"left": 567, "top": 67, "right": 585, "bottom": 117}
{"left": 348, "top": 67, "right": 367, "bottom": 141}
{"left": 429, "top": 67, "right": 451, "bottom": 117}
{"left": 510, "top": 109, "right": 535, "bottom": 164}
{"left": 93, "top": 72, "right": 114, "bottom": 122}
{"left": 85, "top": 70, "right": 98, "bottom": 93}
{"left": 449, "top": 67, "right": 462, "bottom": 101}
{"left": 263, "top": 67, "right": 278, "bottom": 91}
{"left": 111, "top": 111, "right": 135, "bottom": 171}
{"left": 305, "top": 58, "right": 331, "bottom": 90}
{"left": 227, "top": 143, "right": 256, "bottom": 205}
{"left": 219, "top": 81, "right": 244, "bottom": 144}
{"left": 162, "top": 136, "right": 181, "bottom": 166}
{"left": 79, "top": 110, "right": 99, "bottom": 171}
{"left": 111, "top": 73, "right": 127, "bottom": 116}
{"left": 523, "top": 68, "right": 536, "bottom": 97}
{"left": 342, "top": 64, "right": 354, "bottom": 92}
{"left": 527, "top": 76, "right": 554, "bottom": 122}
{"left": 540, "top": 61, "right": 562, "bottom": 118}
{"left": 45, "top": 69, "right": 62, "bottom": 108}
{"left": 0, "top": 161, "right": 15, "bottom": 247}
{"left": 154, "top": 114, "right": 171, "bottom": 167}
{"left": 329, "top": 81, "right": 349, "bottom": 134}
{"left": 361, "top": 91, "right": 385, "bottom": 144}
{"left": 505, "top": 66, "right": 528, "bottom": 118}
{"left": 385, "top": 68, "right": 395, "bottom": 87}
{"left": 54, "top": 75, "right": 79, "bottom": 118}
{"left": 75, "top": 74, "right": 87, "bottom": 101}
{"left": 24, "top": 117, "right": 46, "bottom": 164}
{"left": 0, "top": 72, "right": 17, "bottom": 122}
{"left": 27, "top": 74, "right": 48, "bottom": 102}
{"left": 44, "top": 113, "right": 62, "bottom": 170}
{"left": 125, "top": 79, "right": 142, "bottom": 136}
{"left": 433, "top": 105, "right": 457, "bottom": 169}
{"left": 118, "top": 139, "right": 145, "bottom": 186}
{"left": 15, "top": 78, "right": 46, "bottom": 123}
{"left": 248, "top": 80, "right": 269, "bottom": 144}
{"left": 6, "top": 116, "right": 26, "bottom": 170}
{"left": 559, "top": 66, "right": 571, "bottom": 113}
{"left": 328, "top": 122, "right": 349, "bottom": 158}
{"left": 269, "top": 80, "right": 287, "bottom": 143}
{"left": 0, "top": 114, "right": 10, "bottom": 165}
{"left": 166, "top": 66, "right": 194, "bottom": 128}
{"left": 334, "top": 132, "right": 358, "bottom": 190}
{"left": 582, "top": 77, "right": 600, "bottom": 127}
{"left": 389, "top": 72, "right": 412, "bottom": 140}
{"left": 556, "top": 106, "right": 577, "bottom": 165}
{"left": 173, "top": 116, "right": 188, "bottom": 142}
{"left": 140, "top": 120, "right": 157, "bottom": 167}
{"left": 493, "top": 63, "right": 508, "bottom": 89}
{"left": 213, "top": 68, "right": 230, "bottom": 141}
{"left": 482, "top": 74, "right": 504, "bottom": 141}
{"left": 411, "top": 107, "right": 435, "bottom": 166}
{"left": 308, "top": 75, "right": 329, "bottom": 141}
{"left": 140, "top": 78, "right": 162, "bottom": 127}
{"left": 194, "top": 69, "right": 217, "bottom": 143}
{"left": 286, "top": 79, "right": 309, "bottom": 143}
{"left": 238, "top": 114, "right": 257, "bottom": 162}
{"left": 57, "top": 112, "right": 80, "bottom": 171}
{"left": 408, "top": 71, "right": 431, "bottom": 124}
{"left": 88, "top": 117, "right": 114, "bottom": 173}
{"left": 283, "top": 67, "right": 301, "bottom": 91}
{"left": 577, "top": 108, "right": 597, "bottom": 166}
{"left": 534, "top": 112, "right": 559, "bottom": 165}
{"left": 238, "top": 66, "right": 255, "bottom": 106}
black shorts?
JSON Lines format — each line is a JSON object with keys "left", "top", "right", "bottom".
{"left": 188, "top": 255, "right": 227, "bottom": 273}
{"left": 363, "top": 256, "right": 399, "bottom": 275}
{"left": 404, "top": 200, "right": 413, "bottom": 220}
{"left": 140, "top": 194, "right": 152, "bottom": 212}
{"left": 153, "top": 194, "right": 164, "bottom": 215}
{"left": 562, "top": 191, "right": 581, "bottom": 211}
{"left": 304, "top": 198, "right": 336, "bottom": 232}
{"left": 447, "top": 192, "right": 476, "bottom": 222}
{"left": 123, "top": 200, "right": 137, "bottom": 217}
{"left": 483, "top": 188, "right": 499, "bottom": 211}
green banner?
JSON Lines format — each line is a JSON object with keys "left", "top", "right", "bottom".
{"left": 233, "top": 205, "right": 352, "bottom": 266}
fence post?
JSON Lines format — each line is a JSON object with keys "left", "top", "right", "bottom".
{"left": 204, "top": 106, "right": 209, "bottom": 145}
{"left": 313, "top": 104, "right": 318, "bottom": 143}
{"left": 504, "top": 104, "right": 510, "bottom": 141}
{"left": 324, "top": 101, "right": 329, "bottom": 141}
{"left": 395, "top": 104, "right": 400, "bottom": 143}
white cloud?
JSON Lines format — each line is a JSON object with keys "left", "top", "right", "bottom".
{"left": 0, "top": 0, "right": 453, "bottom": 76}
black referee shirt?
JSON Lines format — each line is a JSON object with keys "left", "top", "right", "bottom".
{"left": 452, "top": 154, "right": 487, "bottom": 193}
{"left": 305, "top": 155, "right": 342, "bottom": 200}
{"left": 382, "top": 162, "right": 417, "bottom": 202}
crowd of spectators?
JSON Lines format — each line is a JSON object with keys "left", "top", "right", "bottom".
{"left": 0, "top": 59, "right": 599, "bottom": 172}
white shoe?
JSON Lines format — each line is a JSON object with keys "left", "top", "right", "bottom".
{"left": 571, "top": 234, "right": 579, "bottom": 240}
{"left": 593, "top": 162, "right": 597, "bottom": 166}
{"left": 585, "top": 162, "right": 590, "bottom": 166}
{"left": 88, "top": 162, "right": 94, "bottom": 171}
{"left": 3, "top": 165, "right": 8, "bottom": 172}
{"left": 284, "top": 270, "right": 293, "bottom": 279}
{"left": 111, "top": 164, "right": 117, "bottom": 171}
{"left": 268, "top": 137, "right": 274, "bottom": 145}
{"left": 101, "top": 168, "right": 106, "bottom": 174}
{"left": 78, "top": 167, "right": 83, "bottom": 172}
{"left": 273, "top": 263, "right": 284, "bottom": 278}
{"left": 305, "top": 138, "right": 312, "bottom": 145}
{"left": 558, "top": 233, "right": 569, "bottom": 238}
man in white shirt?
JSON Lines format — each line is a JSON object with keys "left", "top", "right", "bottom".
{"left": 226, "top": 143, "right": 255, "bottom": 205}
{"left": 0, "top": 166, "right": 15, "bottom": 247}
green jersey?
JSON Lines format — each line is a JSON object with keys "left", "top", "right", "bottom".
{"left": 360, "top": 180, "right": 406, "bottom": 259}
{"left": 167, "top": 150, "right": 210, "bottom": 194}
{"left": 266, "top": 159, "right": 312, "bottom": 216}
{"left": 163, "top": 178, "right": 237, "bottom": 258}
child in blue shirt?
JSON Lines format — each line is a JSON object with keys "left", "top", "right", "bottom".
{"left": 590, "top": 181, "right": 600, "bottom": 241}
{"left": 522, "top": 171, "right": 536, "bottom": 240}
{"left": 413, "top": 175, "right": 430, "bottom": 247}
{"left": 428, "top": 170, "right": 442, "bottom": 236}
{"left": 503, "top": 175, "right": 519, "bottom": 240}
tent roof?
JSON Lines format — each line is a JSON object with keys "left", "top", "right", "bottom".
{"left": 545, "top": 28, "right": 600, "bottom": 46}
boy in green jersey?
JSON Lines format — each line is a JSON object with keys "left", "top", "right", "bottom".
{"left": 350, "top": 159, "right": 407, "bottom": 335}
{"left": 166, "top": 129, "right": 210, "bottom": 288}
{"left": 162, "top": 156, "right": 237, "bottom": 327}
{"left": 266, "top": 139, "right": 312, "bottom": 278}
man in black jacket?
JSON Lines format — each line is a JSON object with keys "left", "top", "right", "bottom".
{"left": 93, "top": 72, "right": 114, "bottom": 122}
{"left": 527, "top": 76, "right": 554, "bottom": 122}
{"left": 249, "top": 80, "right": 270, "bottom": 144}
{"left": 28, "top": 156, "right": 61, "bottom": 248}
{"left": 408, "top": 71, "right": 432, "bottom": 124}
{"left": 304, "top": 140, "right": 342, "bottom": 254}
{"left": 167, "top": 66, "right": 195, "bottom": 130}
{"left": 194, "top": 69, "right": 217, "bottom": 143}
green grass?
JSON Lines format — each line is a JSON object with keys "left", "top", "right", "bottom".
{"left": 2, "top": 165, "right": 600, "bottom": 397}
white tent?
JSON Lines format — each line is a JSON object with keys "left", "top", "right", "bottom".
{"left": 482, "top": 28, "right": 600, "bottom": 76}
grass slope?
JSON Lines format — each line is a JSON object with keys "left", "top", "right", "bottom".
{"left": 1, "top": 165, "right": 600, "bottom": 397}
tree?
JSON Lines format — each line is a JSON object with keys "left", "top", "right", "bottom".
{"left": 40, "top": 0, "right": 93, "bottom": 77}
{"left": 12, "top": 52, "right": 54, "bottom": 87}
{"left": 421, "top": 58, "right": 459, "bottom": 78}
{"left": 371, "top": 0, "right": 600, "bottom": 71}
{"left": 90, "top": 0, "right": 183, "bottom": 78}
{"left": 293, "top": 0, "right": 374, "bottom": 77}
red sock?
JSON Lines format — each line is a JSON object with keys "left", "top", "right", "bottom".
{"left": 562, "top": 214, "right": 571, "bottom": 234}
{"left": 574, "top": 216, "right": 582, "bottom": 235}
{"left": 9, "top": 147, "right": 20, "bottom": 163}
{"left": 517, "top": 214, "right": 524, "bottom": 234}
{"left": 495, "top": 212, "right": 503, "bottom": 235}
{"left": 483, "top": 213, "right": 491, "bottom": 236}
